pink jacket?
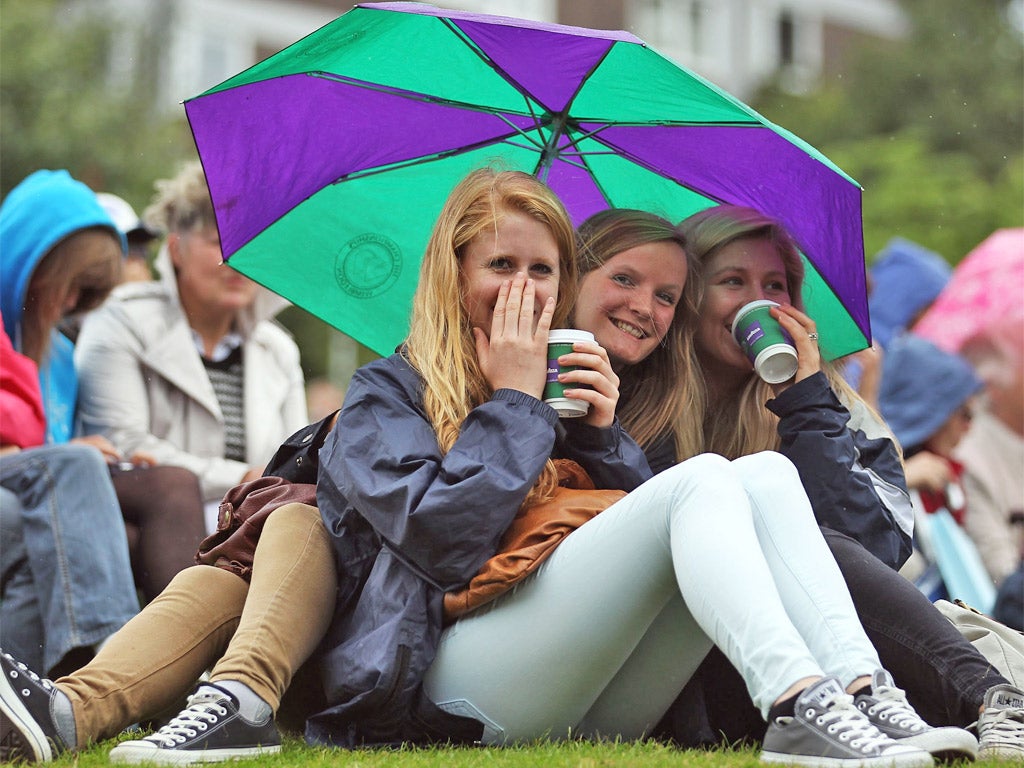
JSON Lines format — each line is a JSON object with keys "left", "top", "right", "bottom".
{"left": 0, "top": 327, "right": 46, "bottom": 448}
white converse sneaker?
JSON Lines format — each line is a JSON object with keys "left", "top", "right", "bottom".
{"left": 854, "top": 669, "right": 977, "bottom": 761}
{"left": 976, "top": 683, "right": 1024, "bottom": 761}
{"left": 108, "top": 683, "right": 280, "bottom": 765}
{"left": 761, "top": 677, "right": 934, "bottom": 768}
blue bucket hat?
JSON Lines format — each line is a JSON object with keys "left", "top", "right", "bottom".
{"left": 878, "top": 335, "right": 983, "bottom": 451}
{"left": 868, "top": 238, "right": 952, "bottom": 349}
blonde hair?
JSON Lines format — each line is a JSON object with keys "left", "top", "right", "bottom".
{"left": 22, "top": 228, "right": 122, "bottom": 364}
{"left": 404, "top": 168, "right": 577, "bottom": 505}
{"left": 679, "top": 205, "right": 869, "bottom": 459}
{"left": 574, "top": 209, "right": 703, "bottom": 459}
{"left": 143, "top": 161, "right": 216, "bottom": 235}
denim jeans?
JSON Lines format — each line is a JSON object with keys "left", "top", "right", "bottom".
{"left": 424, "top": 452, "right": 880, "bottom": 744}
{"left": 0, "top": 444, "right": 139, "bottom": 674}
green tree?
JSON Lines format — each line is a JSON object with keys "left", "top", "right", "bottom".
{"left": 826, "top": 132, "right": 1023, "bottom": 261}
{"left": 0, "top": 0, "right": 193, "bottom": 207}
{"left": 752, "top": 0, "right": 1024, "bottom": 263}
{"left": 0, "top": 0, "right": 361, "bottom": 385}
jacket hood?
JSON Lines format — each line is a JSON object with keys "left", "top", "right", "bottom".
{"left": 151, "top": 241, "right": 290, "bottom": 337}
{"left": 878, "top": 334, "right": 983, "bottom": 451}
{"left": 868, "top": 238, "right": 951, "bottom": 349}
{"left": 0, "top": 170, "right": 126, "bottom": 343}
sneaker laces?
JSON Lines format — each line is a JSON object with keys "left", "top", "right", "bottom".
{"left": 814, "top": 693, "right": 896, "bottom": 753}
{"left": 863, "top": 681, "right": 928, "bottom": 732}
{"left": 975, "top": 701, "right": 1024, "bottom": 743}
{"left": 143, "top": 689, "right": 230, "bottom": 748}
{"left": 4, "top": 655, "right": 54, "bottom": 695}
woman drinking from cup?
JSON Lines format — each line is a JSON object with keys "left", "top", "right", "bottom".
{"left": 570, "top": 205, "right": 1016, "bottom": 760}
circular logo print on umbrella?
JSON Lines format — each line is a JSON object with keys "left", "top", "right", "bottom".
{"left": 335, "top": 233, "right": 402, "bottom": 299}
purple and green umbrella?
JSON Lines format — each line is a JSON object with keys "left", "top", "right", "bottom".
{"left": 184, "top": 1, "right": 869, "bottom": 359}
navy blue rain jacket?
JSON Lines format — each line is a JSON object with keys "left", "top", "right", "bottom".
{"left": 766, "top": 372, "right": 912, "bottom": 570}
{"left": 306, "top": 352, "right": 651, "bottom": 747}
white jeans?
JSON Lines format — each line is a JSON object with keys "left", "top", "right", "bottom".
{"left": 423, "top": 451, "right": 880, "bottom": 743}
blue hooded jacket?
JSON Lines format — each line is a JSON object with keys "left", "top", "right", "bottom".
{"left": 0, "top": 170, "right": 125, "bottom": 443}
{"left": 868, "top": 238, "right": 951, "bottom": 349}
{"left": 878, "top": 335, "right": 983, "bottom": 452}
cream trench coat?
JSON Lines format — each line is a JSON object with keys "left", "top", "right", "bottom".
{"left": 74, "top": 246, "right": 308, "bottom": 504}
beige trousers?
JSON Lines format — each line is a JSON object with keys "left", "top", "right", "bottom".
{"left": 56, "top": 503, "right": 336, "bottom": 747}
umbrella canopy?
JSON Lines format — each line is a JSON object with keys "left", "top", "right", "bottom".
{"left": 914, "top": 228, "right": 1024, "bottom": 353}
{"left": 184, "top": 2, "right": 868, "bottom": 359}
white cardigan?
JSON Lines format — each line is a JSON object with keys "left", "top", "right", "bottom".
{"left": 75, "top": 247, "right": 308, "bottom": 503}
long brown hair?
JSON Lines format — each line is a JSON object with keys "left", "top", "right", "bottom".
{"left": 679, "top": 204, "right": 868, "bottom": 459}
{"left": 404, "top": 168, "right": 577, "bottom": 505}
{"left": 22, "top": 228, "right": 122, "bottom": 364}
{"left": 574, "top": 208, "right": 703, "bottom": 459}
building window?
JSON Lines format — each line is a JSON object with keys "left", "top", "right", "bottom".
{"left": 688, "top": 0, "right": 705, "bottom": 57}
{"left": 630, "top": 0, "right": 708, "bottom": 59}
{"left": 199, "top": 35, "right": 228, "bottom": 93}
{"left": 778, "top": 9, "right": 795, "bottom": 67}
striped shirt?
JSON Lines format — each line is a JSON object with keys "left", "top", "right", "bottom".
{"left": 203, "top": 345, "right": 246, "bottom": 462}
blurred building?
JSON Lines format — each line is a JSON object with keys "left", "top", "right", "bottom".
{"left": 87, "top": 0, "right": 905, "bottom": 115}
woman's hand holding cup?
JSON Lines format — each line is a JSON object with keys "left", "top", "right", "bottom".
{"left": 552, "top": 337, "right": 619, "bottom": 428}
{"left": 770, "top": 304, "right": 822, "bottom": 394}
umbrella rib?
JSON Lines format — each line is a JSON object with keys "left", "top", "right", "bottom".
{"left": 538, "top": 118, "right": 764, "bottom": 177}
{"left": 329, "top": 131, "right": 545, "bottom": 185}
{"left": 493, "top": 114, "right": 547, "bottom": 150}
{"left": 438, "top": 16, "right": 559, "bottom": 114}
{"left": 583, "top": 131, "right": 735, "bottom": 207}
{"left": 312, "top": 72, "right": 753, "bottom": 130}
{"left": 310, "top": 70, "right": 552, "bottom": 149}
{"left": 312, "top": 71, "right": 540, "bottom": 119}
{"left": 532, "top": 45, "right": 622, "bottom": 177}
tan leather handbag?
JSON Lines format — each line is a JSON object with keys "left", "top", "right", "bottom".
{"left": 443, "top": 459, "right": 625, "bottom": 622}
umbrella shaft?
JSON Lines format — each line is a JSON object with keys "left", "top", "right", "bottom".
{"left": 537, "top": 111, "right": 570, "bottom": 180}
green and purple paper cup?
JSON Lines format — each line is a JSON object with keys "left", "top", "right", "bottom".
{"left": 544, "top": 329, "right": 594, "bottom": 418}
{"left": 731, "top": 300, "right": 798, "bottom": 384}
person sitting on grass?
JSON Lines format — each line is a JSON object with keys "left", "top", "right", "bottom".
{"left": 303, "top": 169, "right": 939, "bottom": 768}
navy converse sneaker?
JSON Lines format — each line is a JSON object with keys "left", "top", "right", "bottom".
{"left": 108, "top": 683, "right": 280, "bottom": 765}
{"left": 0, "top": 650, "right": 70, "bottom": 763}
{"left": 761, "top": 677, "right": 934, "bottom": 768}
{"left": 855, "top": 669, "right": 977, "bottom": 761}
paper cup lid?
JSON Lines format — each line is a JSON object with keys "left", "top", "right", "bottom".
{"left": 548, "top": 329, "right": 594, "bottom": 344}
{"left": 754, "top": 344, "right": 799, "bottom": 384}
{"left": 545, "top": 397, "right": 589, "bottom": 417}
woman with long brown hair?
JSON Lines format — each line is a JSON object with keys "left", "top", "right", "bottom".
{"left": 568, "top": 204, "right": 1016, "bottom": 760}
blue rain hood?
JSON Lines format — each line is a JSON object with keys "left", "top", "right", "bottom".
{"left": 0, "top": 169, "right": 126, "bottom": 342}
{"left": 878, "top": 335, "right": 982, "bottom": 452}
{"left": 0, "top": 170, "right": 125, "bottom": 443}
{"left": 868, "top": 238, "right": 951, "bottom": 349}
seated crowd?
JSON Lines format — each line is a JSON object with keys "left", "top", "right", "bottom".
{"left": 1, "top": 166, "right": 1021, "bottom": 766}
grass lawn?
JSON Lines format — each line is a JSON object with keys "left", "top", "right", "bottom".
{"left": 42, "top": 736, "right": 995, "bottom": 767}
